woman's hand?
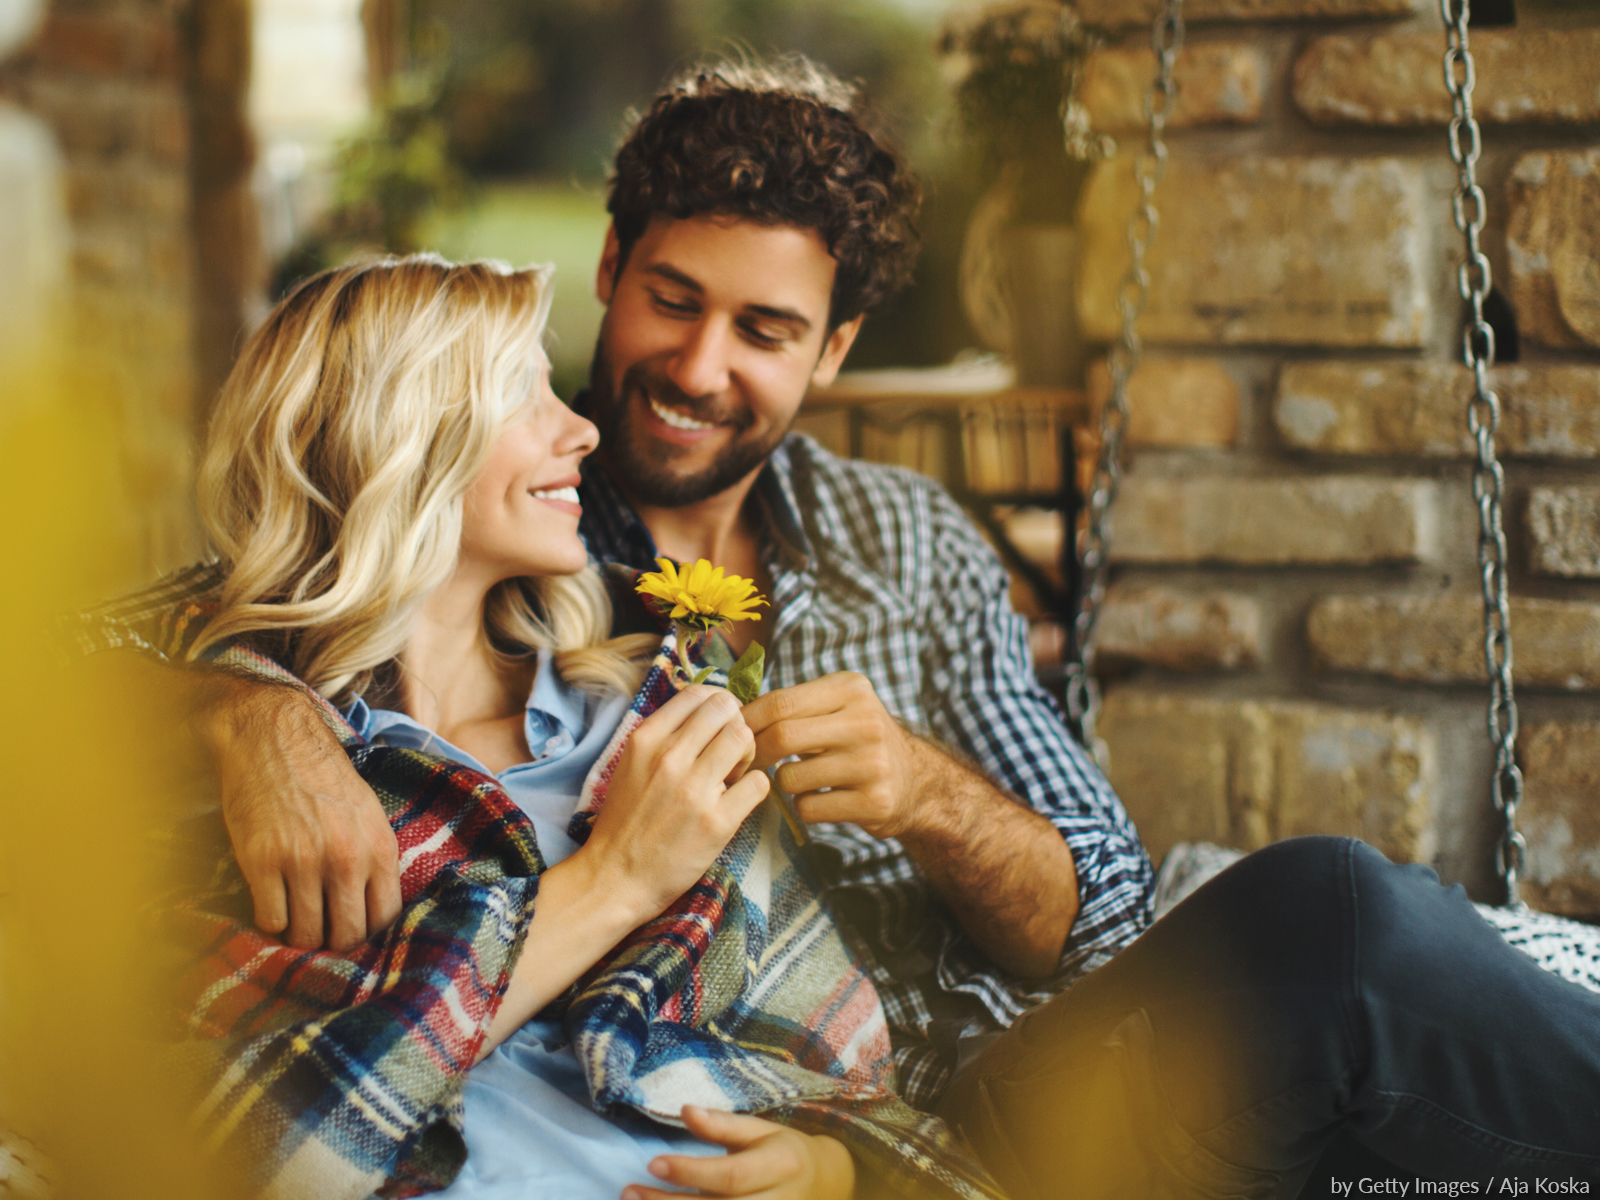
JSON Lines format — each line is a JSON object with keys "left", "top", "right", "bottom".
{"left": 580, "top": 685, "right": 771, "bottom": 925}
{"left": 623, "top": 1107, "right": 855, "bottom": 1200}
{"left": 478, "top": 685, "right": 769, "bottom": 1060}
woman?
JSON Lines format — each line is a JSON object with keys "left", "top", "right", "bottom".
{"left": 152, "top": 255, "right": 996, "bottom": 1200}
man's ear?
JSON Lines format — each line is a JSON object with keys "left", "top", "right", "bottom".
{"left": 595, "top": 223, "right": 622, "bottom": 306}
{"left": 810, "top": 316, "right": 864, "bottom": 389}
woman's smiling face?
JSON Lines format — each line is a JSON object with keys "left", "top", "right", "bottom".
{"left": 457, "top": 371, "right": 599, "bottom": 584}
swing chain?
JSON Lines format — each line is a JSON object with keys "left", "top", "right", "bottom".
{"left": 1441, "top": 0, "right": 1526, "bottom": 907}
{"left": 1065, "top": 0, "right": 1183, "bottom": 762}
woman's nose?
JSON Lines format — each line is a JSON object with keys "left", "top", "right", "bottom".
{"left": 564, "top": 408, "right": 600, "bottom": 458}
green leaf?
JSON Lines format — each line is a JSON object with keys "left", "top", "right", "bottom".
{"left": 691, "top": 665, "right": 716, "bottom": 686}
{"left": 701, "top": 633, "right": 736, "bottom": 673}
{"left": 726, "top": 641, "right": 766, "bottom": 706}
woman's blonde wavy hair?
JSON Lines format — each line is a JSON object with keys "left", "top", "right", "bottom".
{"left": 192, "top": 254, "right": 651, "bottom": 703}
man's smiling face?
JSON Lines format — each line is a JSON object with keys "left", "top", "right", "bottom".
{"left": 588, "top": 213, "right": 860, "bottom": 508}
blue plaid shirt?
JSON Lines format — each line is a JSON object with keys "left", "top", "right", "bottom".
{"left": 581, "top": 433, "right": 1154, "bottom": 1107}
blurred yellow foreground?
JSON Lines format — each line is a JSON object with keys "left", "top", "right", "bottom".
{"left": 0, "top": 345, "right": 236, "bottom": 1199}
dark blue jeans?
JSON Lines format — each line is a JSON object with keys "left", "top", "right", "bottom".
{"left": 938, "top": 837, "right": 1600, "bottom": 1199}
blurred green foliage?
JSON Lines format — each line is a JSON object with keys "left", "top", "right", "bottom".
{"left": 335, "top": 71, "right": 470, "bottom": 248}
{"left": 938, "top": 2, "right": 1107, "bottom": 222}
{"left": 285, "top": 0, "right": 983, "bottom": 372}
{"left": 419, "top": 181, "right": 611, "bottom": 398}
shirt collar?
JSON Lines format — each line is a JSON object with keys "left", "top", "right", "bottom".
{"left": 749, "top": 439, "right": 812, "bottom": 572}
{"left": 340, "top": 649, "right": 585, "bottom": 760}
{"left": 571, "top": 388, "right": 812, "bottom": 573}
{"left": 524, "top": 647, "right": 586, "bottom": 746}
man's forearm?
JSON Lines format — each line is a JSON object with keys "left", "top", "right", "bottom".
{"left": 131, "top": 657, "right": 403, "bottom": 950}
{"left": 896, "top": 739, "right": 1079, "bottom": 979}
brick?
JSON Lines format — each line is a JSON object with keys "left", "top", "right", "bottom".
{"left": 1077, "top": 155, "right": 1430, "bottom": 347}
{"left": 21, "top": 78, "right": 190, "bottom": 165}
{"left": 1510, "top": 723, "right": 1600, "bottom": 921}
{"left": 0, "top": 106, "right": 70, "bottom": 361}
{"left": 1275, "top": 362, "right": 1600, "bottom": 458}
{"left": 1111, "top": 475, "right": 1439, "bottom": 565}
{"left": 1086, "top": 356, "right": 1240, "bottom": 448}
{"left": 1528, "top": 487, "right": 1600, "bottom": 578}
{"left": 1099, "top": 689, "right": 1435, "bottom": 868}
{"left": 1096, "top": 583, "right": 1262, "bottom": 670}
{"left": 32, "top": 13, "right": 183, "bottom": 80}
{"left": 1507, "top": 151, "right": 1600, "bottom": 349}
{"left": 142, "top": 227, "right": 194, "bottom": 293}
{"left": 1294, "top": 30, "right": 1600, "bottom": 127}
{"left": 141, "top": 92, "right": 190, "bottom": 165}
{"left": 1080, "top": 43, "right": 1263, "bottom": 134}
{"left": 65, "top": 162, "right": 188, "bottom": 223}
{"left": 1001, "top": 477, "right": 1438, "bottom": 570}
{"left": 71, "top": 228, "right": 140, "bottom": 285}
{"left": 1307, "top": 594, "right": 1600, "bottom": 689}
{"left": 1077, "top": 0, "right": 1416, "bottom": 25}
{"left": 1519, "top": 721, "right": 1600, "bottom": 917}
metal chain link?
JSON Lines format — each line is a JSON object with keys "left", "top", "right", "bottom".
{"left": 1440, "top": 0, "right": 1526, "bottom": 907}
{"left": 1064, "top": 0, "right": 1183, "bottom": 764}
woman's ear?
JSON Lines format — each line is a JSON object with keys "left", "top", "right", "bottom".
{"left": 595, "top": 224, "right": 623, "bottom": 306}
{"left": 809, "top": 316, "right": 864, "bottom": 389}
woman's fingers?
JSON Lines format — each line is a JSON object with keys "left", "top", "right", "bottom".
{"left": 635, "top": 684, "right": 725, "bottom": 742}
{"left": 622, "top": 1187, "right": 780, "bottom": 1200}
{"left": 636, "top": 1108, "right": 802, "bottom": 1197}
{"left": 694, "top": 711, "right": 758, "bottom": 787}
{"left": 721, "top": 767, "right": 771, "bottom": 821}
{"left": 661, "top": 687, "right": 748, "bottom": 767}
{"left": 680, "top": 1105, "right": 784, "bottom": 1148}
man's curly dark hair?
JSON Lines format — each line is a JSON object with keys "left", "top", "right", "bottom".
{"left": 607, "top": 55, "right": 922, "bottom": 330}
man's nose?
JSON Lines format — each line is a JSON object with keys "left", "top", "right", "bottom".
{"left": 665, "top": 319, "right": 732, "bottom": 400}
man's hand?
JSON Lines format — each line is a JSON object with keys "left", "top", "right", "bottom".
{"left": 743, "top": 672, "right": 921, "bottom": 838}
{"left": 623, "top": 1106, "right": 854, "bottom": 1200}
{"left": 199, "top": 679, "right": 400, "bottom": 951}
{"left": 744, "top": 673, "right": 1079, "bottom": 979}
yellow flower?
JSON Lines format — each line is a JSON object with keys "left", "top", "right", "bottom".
{"left": 636, "top": 557, "right": 768, "bottom": 632}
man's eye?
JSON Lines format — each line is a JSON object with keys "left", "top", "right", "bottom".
{"left": 650, "top": 292, "right": 697, "bottom": 315}
{"left": 741, "top": 323, "right": 785, "bottom": 348}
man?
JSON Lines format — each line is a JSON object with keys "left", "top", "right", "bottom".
{"left": 87, "top": 55, "right": 1148, "bottom": 1110}
{"left": 89, "top": 56, "right": 1600, "bottom": 1199}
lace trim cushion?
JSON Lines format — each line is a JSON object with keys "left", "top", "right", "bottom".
{"left": 1473, "top": 902, "right": 1600, "bottom": 994}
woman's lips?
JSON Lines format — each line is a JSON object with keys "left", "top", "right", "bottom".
{"left": 530, "top": 484, "right": 581, "bottom": 514}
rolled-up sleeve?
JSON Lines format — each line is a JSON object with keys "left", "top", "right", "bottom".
{"left": 917, "top": 485, "right": 1153, "bottom": 1023}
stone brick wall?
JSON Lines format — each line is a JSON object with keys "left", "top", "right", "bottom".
{"left": 1061, "top": 0, "right": 1600, "bottom": 908}
{"left": 0, "top": 0, "right": 255, "bottom": 580}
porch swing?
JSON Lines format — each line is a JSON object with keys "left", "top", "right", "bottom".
{"left": 1074, "top": 0, "right": 1600, "bottom": 975}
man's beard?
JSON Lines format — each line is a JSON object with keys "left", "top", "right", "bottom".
{"left": 587, "top": 331, "right": 792, "bottom": 508}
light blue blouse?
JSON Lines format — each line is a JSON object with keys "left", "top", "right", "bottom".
{"left": 344, "top": 650, "right": 722, "bottom": 1198}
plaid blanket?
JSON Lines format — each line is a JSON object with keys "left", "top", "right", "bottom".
{"left": 126, "top": 584, "right": 1003, "bottom": 1200}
